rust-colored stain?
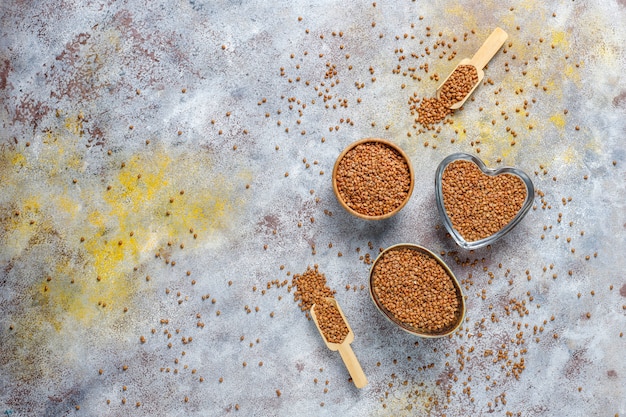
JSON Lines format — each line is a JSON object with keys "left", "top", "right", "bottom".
{"left": 0, "top": 58, "right": 12, "bottom": 90}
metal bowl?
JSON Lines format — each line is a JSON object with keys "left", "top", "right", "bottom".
{"left": 435, "top": 153, "right": 535, "bottom": 250}
{"left": 369, "top": 243, "right": 466, "bottom": 338}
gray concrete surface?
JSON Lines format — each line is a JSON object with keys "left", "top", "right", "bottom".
{"left": 1, "top": 0, "right": 625, "bottom": 415}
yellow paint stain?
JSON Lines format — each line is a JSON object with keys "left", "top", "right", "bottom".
{"left": 564, "top": 62, "right": 582, "bottom": 85}
{"left": 548, "top": 31, "right": 583, "bottom": 86}
{"left": 48, "top": 256, "right": 97, "bottom": 326}
{"left": 500, "top": 13, "right": 516, "bottom": 31}
{"left": 0, "top": 114, "right": 87, "bottom": 258}
{"left": 11, "top": 151, "right": 27, "bottom": 167}
{"left": 114, "top": 152, "right": 172, "bottom": 204}
{"left": 57, "top": 144, "right": 241, "bottom": 330}
{"left": 84, "top": 236, "right": 135, "bottom": 279}
{"left": 82, "top": 144, "right": 239, "bottom": 296}
{"left": 3, "top": 120, "right": 246, "bottom": 387}
{"left": 81, "top": 241, "right": 137, "bottom": 312}
{"left": 452, "top": 119, "right": 468, "bottom": 143}
{"left": 550, "top": 113, "right": 566, "bottom": 129}
{"left": 42, "top": 128, "right": 57, "bottom": 144}
{"left": 11, "top": 219, "right": 140, "bottom": 334}
{"left": 106, "top": 28, "right": 122, "bottom": 51}
{"left": 520, "top": 65, "right": 543, "bottom": 87}
{"left": 0, "top": 146, "right": 26, "bottom": 183}
{"left": 55, "top": 194, "right": 81, "bottom": 219}
{"left": 88, "top": 210, "right": 106, "bottom": 228}
{"left": 584, "top": 133, "right": 602, "bottom": 155}
{"left": 559, "top": 146, "right": 579, "bottom": 166}
{"left": 23, "top": 196, "right": 41, "bottom": 211}
{"left": 517, "top": 0, "right": 540, "bottom": 12}
{"left": 444, "top": 4, "right": 479, "bottom": 30}
{"left": 471, "top": 114, "right": 520, "bottom": 164}
{"left": 40, "top": 120, "right": 85, "bottom": 175}
{"left": 5, "top": 248, "right": 138, "bottom": 383}
{"left": 551, "top": 31, "right": 569, "bottom": 49}
{"left": 544, "top": 79, "right": 562, "bottom": 101}
{"left": 2, "top": 215, "right": 36, "bottom": 257}
{"left": 64, "top": 112, "right": 85, "bottom": 137}
{"left": 0, "top": 148, "right": 35, "bottom": 255}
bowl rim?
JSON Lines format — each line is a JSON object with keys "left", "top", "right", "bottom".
{"left": 368, "top": 243, "right": 466, "bottom": 338}
{"left": 434, "top": 152, "right": 535, "bottom": 250}
{"left": 332, "top": 138, "right": 414, "bottom": 220}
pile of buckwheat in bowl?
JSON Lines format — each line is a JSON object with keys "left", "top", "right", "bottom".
{"left": 435, "top": 153, "right": 535, "bottom": 249}
{"left": 332, "top": 138, "right": 414, "bottom": 220}
{"left": 369, "top": 244, "right": 465, "bottom": 337}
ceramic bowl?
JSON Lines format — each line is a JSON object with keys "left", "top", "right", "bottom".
{"left": 332, "top": 138, "right": 414, "bottom": 220}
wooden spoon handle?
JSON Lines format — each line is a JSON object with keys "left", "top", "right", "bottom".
{"left": 470, "top": 27, "right": 508, "bottom": 70}
{"left": 338, "top": 343, "right": 368, "bottom": 388}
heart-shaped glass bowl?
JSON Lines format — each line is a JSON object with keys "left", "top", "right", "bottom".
{"left": 435, "top": 153, "right": 535, "bottom": 250}
{"left": 369, "top": 244, "right": 466, "bottom": 338}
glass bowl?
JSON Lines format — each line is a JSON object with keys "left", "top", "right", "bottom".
{"left": 369, "top": 243, "right": 466, "bottom": 338}
{"left": 332, "top": 138, "right": 414, "bottom": 220}
{"left": 434, "top": 153, "right": 535, "bottom": 250}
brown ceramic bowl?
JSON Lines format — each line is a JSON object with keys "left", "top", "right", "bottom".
{"left": 369, "top": 243, "right": 466, "bottom": 338}
{"left": 332, "top": 138, "right": 414, "bottom": 220}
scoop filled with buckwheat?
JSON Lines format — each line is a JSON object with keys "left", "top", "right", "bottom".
{"left": 436, "top": 27, "right": 508, "bottom": 109}
{"left": 310, "top": 298, "right": 368, "bottom": 388}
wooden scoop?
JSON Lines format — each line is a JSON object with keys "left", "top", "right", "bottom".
{"left": 436, "top": 27, "right": 508, "bottom": 109}
{"left": 310, "top": 298, "right": 368, "bottom": 388}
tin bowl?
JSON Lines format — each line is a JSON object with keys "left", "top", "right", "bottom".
{"left": 434, "top": 153, "right": 535, "bottom": 250}
{"left": 369, "top": 243, "right": 466, "bottom": 338}
{"left": 332, "top": 138, "right": 414, "bottom": 220}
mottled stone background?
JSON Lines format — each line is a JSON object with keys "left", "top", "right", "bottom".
{"left": 1, "top": 0, "right": 625, "bottom": 416}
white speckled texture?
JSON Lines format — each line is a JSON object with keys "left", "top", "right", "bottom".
{"left": 1, "top": 0, "right": 625, "bottom": 416}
